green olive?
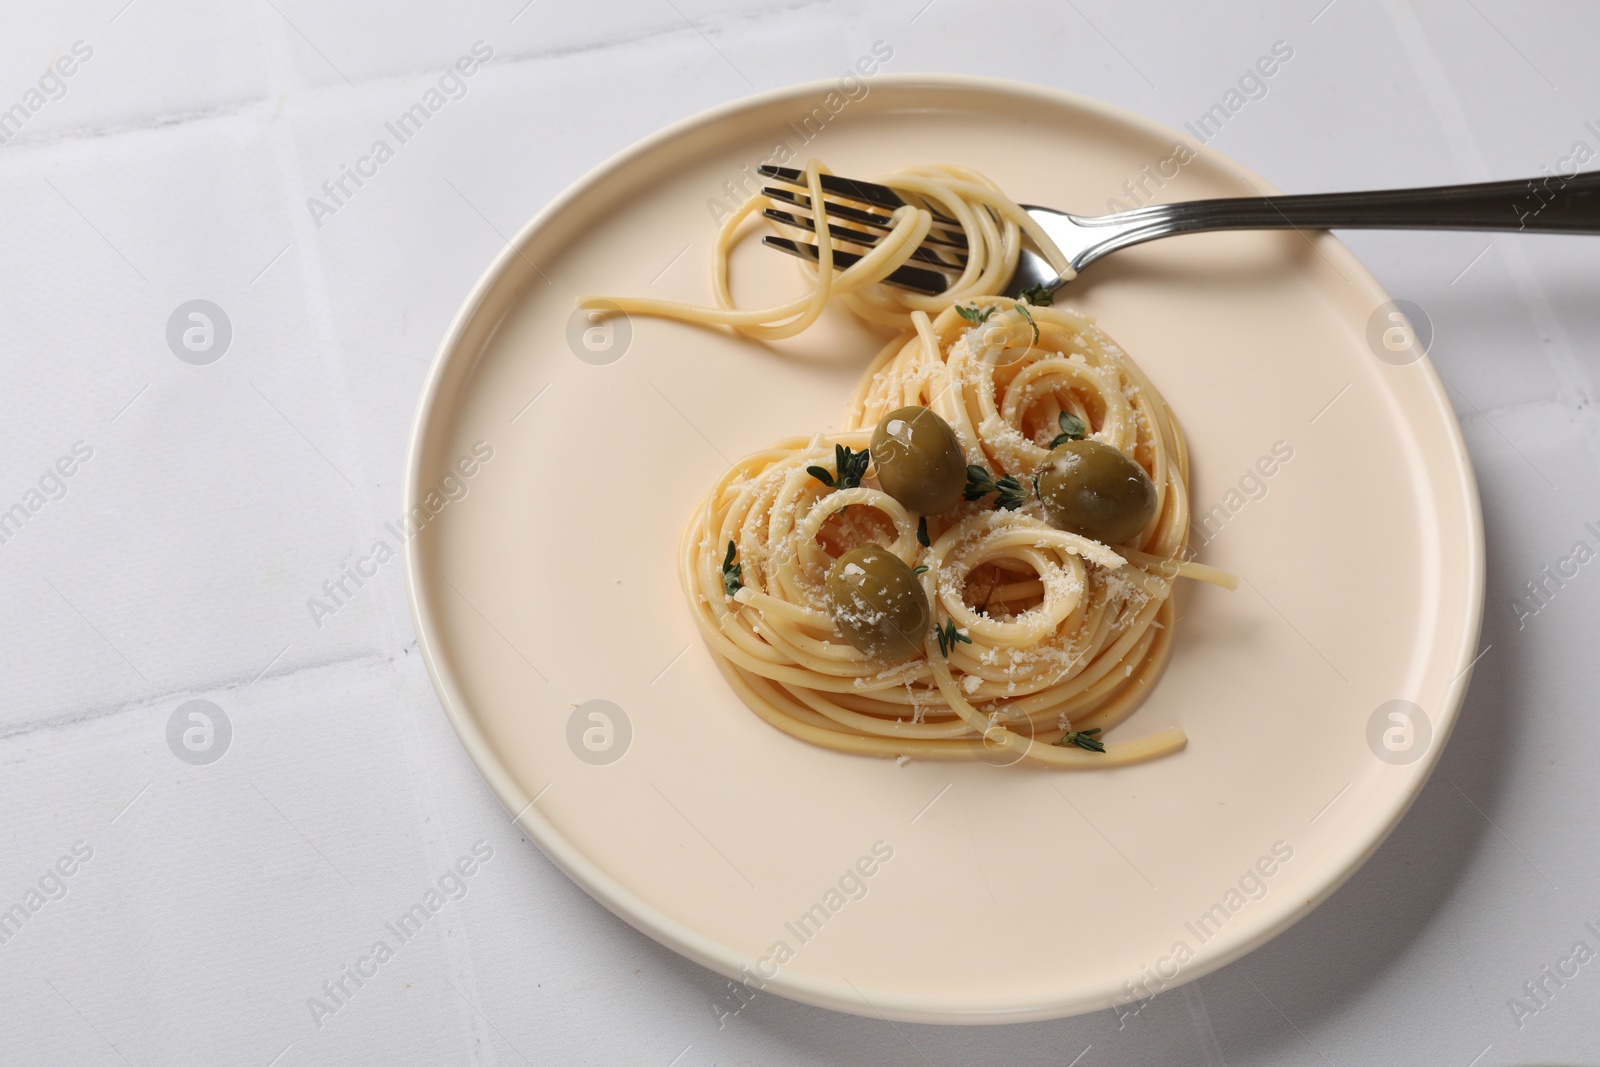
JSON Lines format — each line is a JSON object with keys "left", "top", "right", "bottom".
{"left": 1036, "top": 439, "right": 1158, "bottom": 545}
{"left": 825, "top": 544, "right": 930, "bottom": 660}
{"left": 870, "top": 406, "right": 966, "bottom": 516}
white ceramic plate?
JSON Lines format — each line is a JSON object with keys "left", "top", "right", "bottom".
{"left": 404, "top": 74, "right": 1483, "bottom": 1024}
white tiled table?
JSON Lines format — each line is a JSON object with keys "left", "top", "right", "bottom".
{"left": 3, "top": 2, "right": 1598, "bottom": 1063}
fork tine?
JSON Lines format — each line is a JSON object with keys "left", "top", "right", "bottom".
{"left": 757, "top": 164, "right": 962, "bottom": 227}
{"left": 762, "top": 208, "right": 881, "bottom": 246}
{"left": 761, "top": 186, "right": 969, "bottom": 250}
{"left": 758, "top": 164, "right": 905, "bottom": 212}
{"left": 762, "top": 208, "right": 969, "bottom": 272}
{"left": 760, "top": 236, "right": 949, "bottom": 295}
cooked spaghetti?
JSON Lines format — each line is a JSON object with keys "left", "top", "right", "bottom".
{"left": 590, "top": 162, "right": 1233, "bottom": 767}
{"left": 580, "top": 162, "right": 1073, "bottom": 336}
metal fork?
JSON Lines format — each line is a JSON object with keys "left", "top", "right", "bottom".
{"left": 756, "top": 164, "right": 1600, "bottom": 297}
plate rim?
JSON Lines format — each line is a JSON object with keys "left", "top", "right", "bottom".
{"left": 403, "top": 71, "right": 1486, "bottom": 1024}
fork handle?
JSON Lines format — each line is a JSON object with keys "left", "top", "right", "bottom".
{"left": 1107, "top": 171, "right": 1600, "bottom": 236}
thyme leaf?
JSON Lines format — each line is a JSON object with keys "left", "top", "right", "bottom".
{"left": 721, "top": 540, "right": 743, "bottom": 596}
{"left": 1049, "top": 411, "right": 1087, "bottom": 448}
{"left": 1013, "top": 301, "right": 1039, "bottom": 345}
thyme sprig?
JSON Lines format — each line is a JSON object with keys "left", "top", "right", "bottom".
{"left": 934, "top": 620, "right": 972, "bottom": 657}
{"left": 964, "top": 464, "right": 1029, "bottom": 510}
{"left": 807, "top": 444, "right": 870, "bottom": 493}
{"left": 1053, "top": 728, "right": 1106, "bottom": 753}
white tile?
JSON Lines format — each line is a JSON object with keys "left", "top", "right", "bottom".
{"left": 0, "top": 2, "right": 271, "bottom": 147}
